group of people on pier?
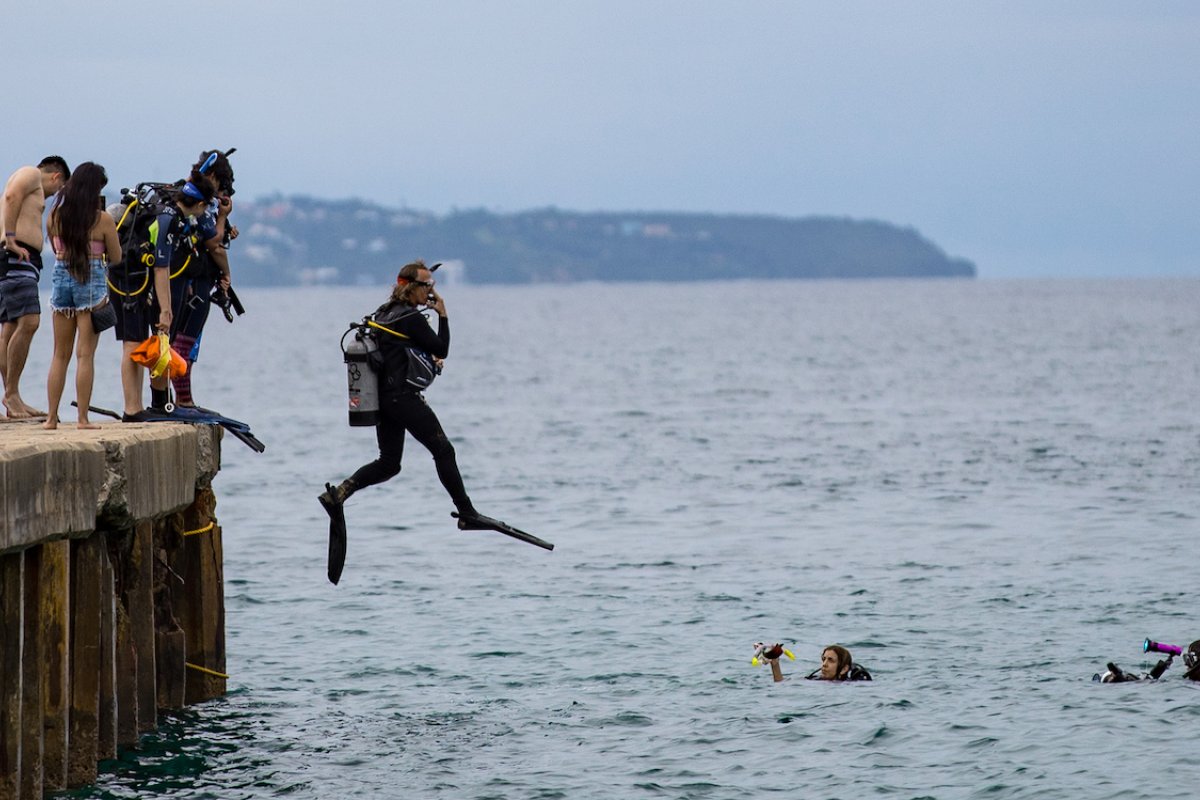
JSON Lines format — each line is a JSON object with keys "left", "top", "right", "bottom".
{"left": 0, "top": 152, "right": 238, "bottom": 428}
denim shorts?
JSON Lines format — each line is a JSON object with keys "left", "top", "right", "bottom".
{"left": 49, "top": 258, "right": 109, "bottom": 313}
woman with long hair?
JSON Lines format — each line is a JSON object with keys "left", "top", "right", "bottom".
{"left": 44, "top": 161, "right": 122, "bottom": 429}
{"left": 320, "top": 260, "right": 479, "bottom": 516}
{"left": 807, "top": 644, "right": 873, "bottom": 681}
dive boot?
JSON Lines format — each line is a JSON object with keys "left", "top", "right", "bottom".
{"left": 451, "top": 510, "right": 555, "bottom": 551}
{"left": 454, "top": 509, "right": 490, "bottom": 530}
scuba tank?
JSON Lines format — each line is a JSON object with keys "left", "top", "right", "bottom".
{"left": 341, "top": 323, "right": 379, "bottom": 427}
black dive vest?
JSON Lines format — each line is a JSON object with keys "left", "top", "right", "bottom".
{"left": 370, "top": 304, "right": 439, "bottom": 394}
{"left": 805, "top": 663, "right": 873, "bottom": 681}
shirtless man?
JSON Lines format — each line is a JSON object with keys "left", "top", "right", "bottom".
{"left": 1, "top": 156, "right": 70, "bottom": 418}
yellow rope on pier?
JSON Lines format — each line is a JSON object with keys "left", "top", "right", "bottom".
{"left": 182, "top": 521, "right": 215, "bottom": 536}
{"left": 185, "top": 662, "right": 229, "bottom": 679}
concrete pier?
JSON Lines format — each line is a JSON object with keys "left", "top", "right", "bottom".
{"left": 0, "top": 420, "right": 227, "bottom": 798}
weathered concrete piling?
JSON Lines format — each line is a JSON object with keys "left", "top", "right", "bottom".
{"left": 0, "top": 421, "right": 227, "bottom": 798}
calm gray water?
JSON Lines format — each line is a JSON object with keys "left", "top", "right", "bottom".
{"left": 26, "top": 278, "right": 1200, "bottom": 799}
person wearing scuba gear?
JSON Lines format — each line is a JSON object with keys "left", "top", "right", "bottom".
{"left": 110, "top": 181, "right": 213, "bottom": 419}
{"left": 43, "top": 163, "right": 122, "bottom": 430}
{"left": 807, "top": 645, "right": 873, "bottom": 681}
{"left": 168, "top": 150, "right": 237, "bottom": 407}
{"left": 1, "top": 156, "right": 70, "bottom": 418}
{"left": 1094, "top": 639, "right": 1200, "bottom": 682}
{"left": 1185, "top": 641, "right": 1200, "bottom": 681}
{"left": 320, "top": 260, "right": 480, "bottom": 525}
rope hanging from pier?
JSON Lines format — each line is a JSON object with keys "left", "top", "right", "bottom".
{"left": 185, "top": 662, "right": 229, "bottom": 679}
{"left": 182, "top": 521, "right": 215, "bottom": 537}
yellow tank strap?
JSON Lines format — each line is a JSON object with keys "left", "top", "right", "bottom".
{"left": 367, "top": 320, "right": 411, "bottom": 340}
{"left": 182, "top": 521, "right": 215, "bottom": 537}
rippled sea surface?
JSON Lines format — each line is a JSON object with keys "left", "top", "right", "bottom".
{"left": 32, "top": 278, "right": 1200, "bottom": 799}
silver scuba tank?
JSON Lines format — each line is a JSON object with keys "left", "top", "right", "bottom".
{"left": 343, "top": 324, "right": 379, "bottom": 427}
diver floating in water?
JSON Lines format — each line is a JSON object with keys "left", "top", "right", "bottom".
{"left": 320, "top": 260, "right": 552, "bottom": 585}
{"left": 1094, "top": 638, "right": 1200, "bottom": 683}
{"left": 806, "top": 644, "right": 873, "bottom": 681}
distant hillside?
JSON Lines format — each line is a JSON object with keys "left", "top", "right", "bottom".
{"left": 230, "top": 196, "right": 976, "bottom": 286}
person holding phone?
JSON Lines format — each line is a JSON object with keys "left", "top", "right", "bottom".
{"left": 319, "top": 260, "right": 481, "bottom": 526}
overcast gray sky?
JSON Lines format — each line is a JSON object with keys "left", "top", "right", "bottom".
{"left": 7, "top": 2, "right": 1198, "bottom": 277}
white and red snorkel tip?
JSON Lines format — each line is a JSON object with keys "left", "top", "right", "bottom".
{"left": 751, "top": 642, "right": 795, "bottom": 683}
{"left": 750, "top": 642, "right": 794, "bottom": 667}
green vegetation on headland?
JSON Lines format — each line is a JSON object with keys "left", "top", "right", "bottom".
{"left": 233, "top": 196, "right": 976, "bottom": 286}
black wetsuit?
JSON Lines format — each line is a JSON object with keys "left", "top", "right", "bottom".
{"left": 346, "top": 301, "right": 474, "bottom": 514}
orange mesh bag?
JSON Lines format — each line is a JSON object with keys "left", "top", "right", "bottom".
{"left": 129, "top": 333, "right": 188, "bottom": 379}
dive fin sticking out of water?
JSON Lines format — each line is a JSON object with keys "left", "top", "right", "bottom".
{"left": 452, "top": 512, "right": 555, "bottom": 551}
{"left": 319, "top": 483, "right": 348, "bottom": 585}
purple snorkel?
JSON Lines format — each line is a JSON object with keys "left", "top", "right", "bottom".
{"left": 1144, "top": 638, "right": 1182, "bottom": 657}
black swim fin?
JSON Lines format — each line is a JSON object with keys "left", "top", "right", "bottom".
{"left": 168, "top": 406, "right": 265, "bottom": 451}
{"left": 183, "top": 405, "right": 253, "bottom": 432}
{"left": 451, "top": 512, "right": 555, "bottom": 551}
{"left": 106, "top": 404, "right": 266, "bottom": 452}
{"left": 70, "top": 401, "right": 120, "bottom": 420}
{"left": 320, "top": 483, "right": 348, "bottom": 584}
{"left": 223, "top": 425, "right": 267, "bottom": 453}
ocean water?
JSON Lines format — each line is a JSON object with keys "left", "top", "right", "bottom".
{"left": 22, "top": 278, "right": 1200, "bottom": 799}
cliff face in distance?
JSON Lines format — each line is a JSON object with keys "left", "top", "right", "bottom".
{"left": 232, "top": 196, "right": 976, "bottom": 286}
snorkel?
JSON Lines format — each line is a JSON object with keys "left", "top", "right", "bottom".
{"left": 1144, "top": 639, "right": 1182, "bottom": 657}
{"left": 197, "top": 147, "right": 237, "bottom": 197}
{"left": 198, "top": 151, "right": 220, "bottom": 176}
{"left": 751, "top": 642, "right": 795, "bottom": 683}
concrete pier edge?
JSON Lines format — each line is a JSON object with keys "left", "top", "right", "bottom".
{"left": 1, "top": 420, "right": 227, "bottom": 798}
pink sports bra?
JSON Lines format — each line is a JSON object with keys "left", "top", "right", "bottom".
{"left": 52, "top": 236, "right": 107, "bottom": 257}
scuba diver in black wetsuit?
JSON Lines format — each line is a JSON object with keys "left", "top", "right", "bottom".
{"left": 320, "top": 260, "right": 480, "bottom": 527}
{"left": 168, "top": 150, "right": 237, "bottom": 408}
{"left": 806, "top": 644, "right": 873, "bottom": 681}
{"left": 109, "top": 179, "right": 214, "bottom": 417}
{"left": 1187, "top": 641, "right": 1200, "bottom": 682}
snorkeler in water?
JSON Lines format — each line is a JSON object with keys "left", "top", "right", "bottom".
{"left": 1094, "top": 638, "right": 1200, "bottom": 682}
{"left": 806, "top": 644, "right": 872, "bottom": 681}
